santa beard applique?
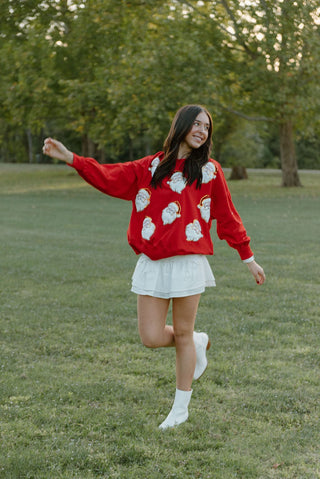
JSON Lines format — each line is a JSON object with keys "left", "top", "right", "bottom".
{"left": 186, "top": 220, "right": 203, "bottom": 242}
{"left": 202, "top": 162, "right": 217, "bottom": 183}
{"left": 135, "top": 188, "right": 151, "bottom": 212}
{"left": 197, "top": 196, "right": 211, "bottom": 223}
{"left": 167, "top": 172, "right": 187, "bottom": 194}
{"left": 141, "top": 216, "right": 156, "bottom": 240}
{"left": 162, "top": 201, "right": 181, "bottom": 225}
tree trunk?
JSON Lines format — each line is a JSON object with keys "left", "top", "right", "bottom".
{"left": 81, "top": 134, "right": 97, "bottom": 158}
{"left": 144, "top": 135, "right": 151, "bottom": 156}
{"left": 87, "top": 137, "right": 96, "bottom": 158}
{"left": 229, "top": 165, "right": 248, "bottom": 180}
{"left": 98, "top": 148, "right": 105, "bottom": 163}
{"left": 81, "top": 134, "right": 88, "bottom": 157}
{"left": 126, "top": 137, "right": 133, "bottom": 162}
{"left": 280, "top": 121, "right": 302, "bottom": 187}
{"left": 26, "top": 128, "right": 33, "bottom": 163}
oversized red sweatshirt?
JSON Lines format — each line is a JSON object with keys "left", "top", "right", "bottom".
{"left": 70, "top": 151, "right": 253, "bottom": 261}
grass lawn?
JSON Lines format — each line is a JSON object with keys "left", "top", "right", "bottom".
{"left": 0, "top": 164, "right": 319, "bottom": 478}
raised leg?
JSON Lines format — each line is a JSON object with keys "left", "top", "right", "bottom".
{"left": 137, "top": 295, "right": 174, "bottom": 348}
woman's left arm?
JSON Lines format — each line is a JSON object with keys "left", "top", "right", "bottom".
{"left": 246, "top": 260, "right": 266, "bottom": 285}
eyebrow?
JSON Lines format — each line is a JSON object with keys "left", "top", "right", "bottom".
{"left": 195, "top": 120, "right": 210, "bottom": 126}
{"left": 195, "top": 119, "right": 210, "bottom": 124}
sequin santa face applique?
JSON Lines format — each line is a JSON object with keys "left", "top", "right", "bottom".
{"left": 197, "top": 196, "right": 211, "bottom": 223}
{"left": 148, "top": 157, "right": 160, "bottom": 176}
{"left": 135, "top": 188, "right": 151, "bottom": 212}
{"left": 167, "top": 172, "right": 187, "bottom": 194}
{"left": 141, "top": 216, "right": 155, "bottom": 240}
{"left": 186, "top": 220, "right": 203, "bottom": 242}
{"left": 202, "top": 162, "right": 217, "bottom": 183}
{"left": 162, "top": 201, "right": 181, "bottom": 225}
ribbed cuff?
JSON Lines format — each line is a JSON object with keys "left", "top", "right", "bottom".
{"left": 242, "top": 255, "right": 255, "bottom": 264}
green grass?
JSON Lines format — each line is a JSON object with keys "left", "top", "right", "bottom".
{"left": 1, "top": 165, "right": 319, "bottom": 478}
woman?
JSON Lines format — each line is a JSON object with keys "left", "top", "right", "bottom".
{"left": 43, "top": 104, "right": 265, "bottom": 430}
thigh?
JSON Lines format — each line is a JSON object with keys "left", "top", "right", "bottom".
{"left": 172, "top": 294, "right": 201, "bottom": 335}
{"left": 137, "top": 295, "right": 170, "bottom": 337}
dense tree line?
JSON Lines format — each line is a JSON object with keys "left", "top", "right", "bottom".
{"left": 0, "top": 0, "right": 319, "bottom": 185}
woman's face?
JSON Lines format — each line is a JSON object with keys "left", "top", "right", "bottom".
{"left": 179, "top": 111, "right": 210, "bottom": 156}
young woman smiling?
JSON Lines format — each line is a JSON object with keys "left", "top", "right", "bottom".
{"left": 43, "top": 104, "right": 265, "bottom": 430}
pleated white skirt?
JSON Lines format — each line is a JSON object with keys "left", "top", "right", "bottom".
{"left": 131, "top": 254, "right": 216, "bottom": 299}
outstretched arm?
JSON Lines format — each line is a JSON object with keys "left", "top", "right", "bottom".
{"left": 43, "top": 138, "right": 74, "bottom": 164}
{"left": 246, "top": 260, "right": 266, "bottom": 285}
{"left": 43, "top": 138, "right": 141, "bottom": 200}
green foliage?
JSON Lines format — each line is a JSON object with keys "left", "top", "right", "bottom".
{"left": 218, "top": 120, "right": 265, "bottom": 168}
{"left": 203, "top": 1, "right": 320, "bottom": 123}
{"left": 296, "top": 137, "right": 320, "bottom": 170}
{"left": 0, "top": 0, "right": 319, "bottom": 170}
{"left": 1, "top": 165, "right": 320, "bottom": 477}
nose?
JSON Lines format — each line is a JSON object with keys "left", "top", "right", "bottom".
{"left": 196, "top": 124, "right": 207, "bottom": 135}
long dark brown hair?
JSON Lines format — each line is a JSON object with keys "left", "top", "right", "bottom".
{"left": 150, "top": 104, "right": 213, "bottom": 189}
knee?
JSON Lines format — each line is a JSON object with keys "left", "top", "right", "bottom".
{"left": 141, "top": 338, "right": 158, "bottom": 349}
{"left": 173, "top": 329, "right": 193, "bottom": 346}
{"left": 139, "top": 332, "right": 159, "bottom": 349}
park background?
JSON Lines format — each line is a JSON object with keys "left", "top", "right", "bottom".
{"left": 0, "top": 0, "right": 319, "bottom": 182}
{"left": 1, "top": 1, "right": 320, "bottom": 478}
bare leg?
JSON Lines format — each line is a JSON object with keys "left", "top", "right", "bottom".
{"left": 172, "top": 294, "right": 201, "bottom": 391}
{"left": 158, "top": 294, "right": 201, "bottom": 429}
{"left": 137, "top": 295, "right": 174, "bottom": 348}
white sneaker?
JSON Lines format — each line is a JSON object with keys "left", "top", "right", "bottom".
{"left": 193, "top": 332, "right": 210, "bottom": 380}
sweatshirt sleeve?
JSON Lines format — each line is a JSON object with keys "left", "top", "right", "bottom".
{"left": 211, "top": 164, "right": 253, "bottom": 261}
{"left": 70, "top": 154, "right": 139, "bottom": 201}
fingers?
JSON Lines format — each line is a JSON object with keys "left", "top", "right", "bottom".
{"left": 43, "top": 138, "right": 61, "bottom": 157}
{"left": 43, "top": 137, "right": 53, "bottom": 147}
{"left": 256, "top": 269, "right": 266, "bottom": 285}
{"left": 42, "top": 138, "right": 73, "bottom": 163}
{"left": 247, "top": 262, "right": 266, "bottom": 285}
{"left": 42, "top": 137, "right": 54, "bottom": 155}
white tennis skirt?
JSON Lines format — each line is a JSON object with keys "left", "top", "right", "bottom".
{"left": 131, "top": 254, "right": 216, "bottom": 299}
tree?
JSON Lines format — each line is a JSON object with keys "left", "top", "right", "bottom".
{"left": 174, "top": 0, "right": 320, "bottom": 186}
{"left": 0, "top": 0, "right": 67, "bottom": 161}
{"left": 1, "top": 0, "right": 319, "bottom": 174}
{"left": 55, "top": 0, "right": 224, "bottom": 159}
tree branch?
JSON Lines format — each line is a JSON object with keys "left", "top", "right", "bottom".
{"left": 174, "top": 0, "right": 235, "bottom": 37}
{"left": 218, "top": 0, "right": 258, "bottom": 59}
{"left": 218, "top": 103, "right": 274, "bottom": 122}
{"left": 259, "top": 0, "right": 271, "bottom": 31}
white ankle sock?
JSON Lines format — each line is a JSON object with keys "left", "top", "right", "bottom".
{"left": 159, "top": 389, "right": 192, "bottom": 430}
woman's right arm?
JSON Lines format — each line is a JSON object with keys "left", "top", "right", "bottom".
{"left": 43, "top": 138, "right": 74, "bottom": 164}
{"left": 43, "top": 137, "right": 143, "bottom": 200}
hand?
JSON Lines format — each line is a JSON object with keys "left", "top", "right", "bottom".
{"left": 246, "top": 260, "right": 266, "bottom": 285}
{"left": 43, "top": 138, "right": 74, "bottom": 164}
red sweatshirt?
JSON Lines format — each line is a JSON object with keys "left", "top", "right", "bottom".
{"left": 70, "top": 151, "right": 253, "bottom": 261}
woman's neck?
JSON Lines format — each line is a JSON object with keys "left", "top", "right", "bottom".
{"left": 177, "top": 141, "right": 191, "bottom": 159}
